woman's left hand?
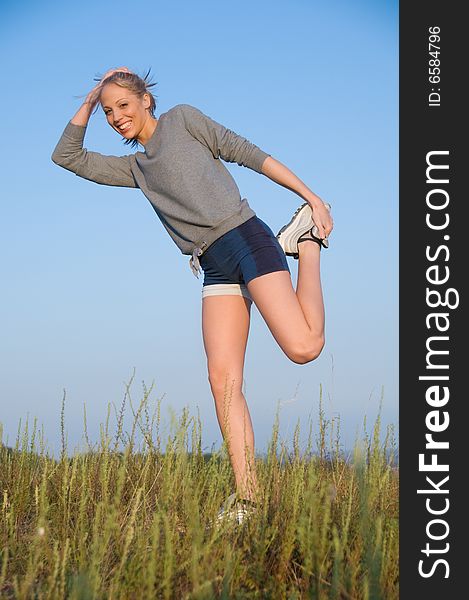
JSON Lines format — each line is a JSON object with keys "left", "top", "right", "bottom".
{"left": 260, "top": 157, "right": 333, "bottom": 240}
{"left": 310, "top": 198, "right": 333, "bottom": 240}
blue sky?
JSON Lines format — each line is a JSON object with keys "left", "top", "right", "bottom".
{"left": 0, "top": 0, "right": 398, "bottom": 457}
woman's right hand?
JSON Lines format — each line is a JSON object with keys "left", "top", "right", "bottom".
{"left": 71, "top": 67, "right": 132, "bottom": 126}
{"left": 84, "top": 66, "right": 132, "bottom": 111}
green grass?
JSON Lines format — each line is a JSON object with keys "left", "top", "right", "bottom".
{"left": 0, "top": 382, "right": 398, "bottom": 599}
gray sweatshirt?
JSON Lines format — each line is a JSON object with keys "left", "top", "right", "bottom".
{"left": 51, "top": 104, "right": 271, "bottom": 273}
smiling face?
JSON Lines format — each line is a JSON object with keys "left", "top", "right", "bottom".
{"left": 100, "top": 82, "right": 154, "bottom": 144}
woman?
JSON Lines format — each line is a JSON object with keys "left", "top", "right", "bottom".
{"left": 51, "top": 67, "right": 333, "bottom": 525}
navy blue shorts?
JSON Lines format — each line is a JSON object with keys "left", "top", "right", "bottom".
{"left": 200, "top": 216, "right": 290, "bottom": 293}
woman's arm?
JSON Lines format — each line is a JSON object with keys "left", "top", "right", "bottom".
{"left": 181, "top": 105, "right": 332, "bottom": 239}
{"left": 261, "top": 156, "right": 333, "bottom": 240}
{"left": 180, "top": 105, "right": 270, "bottom": 174}
{"left": 51, "top": 67, "right": 138, "bottom": 188}
{"left": 51, "top": 121, "right": 137, "bottom": 188}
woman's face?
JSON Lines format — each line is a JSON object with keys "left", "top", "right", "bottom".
{"left": 100, "top": 83, "right": 151, "bottom": 140}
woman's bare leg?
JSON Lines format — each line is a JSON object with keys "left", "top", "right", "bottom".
{"left": 202, "top": 294, "right": 259, "bottom": 502}
{"left": 246, "top": 241, "right": 325, "bottom": 364}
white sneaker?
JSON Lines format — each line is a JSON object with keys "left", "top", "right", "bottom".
{"left": 277, "top": 202, "right": 331, "bottom": 258}
{"left": 208, "top": 494, "right": 258, "bottom": 531}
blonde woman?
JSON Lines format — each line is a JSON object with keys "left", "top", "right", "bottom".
{"left": 52, "top": 67, "right": 333, "bottom": 525}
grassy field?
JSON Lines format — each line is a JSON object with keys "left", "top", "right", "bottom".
{"left": 0, "top": 384, "right": 398, "bottom": 599}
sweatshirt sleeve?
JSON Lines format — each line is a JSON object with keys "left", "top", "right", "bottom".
{"left": 51, "top": 121, "right": 138, "bottom": 188}
{"left": 178, "top": 104, "right": 271, "bottom": 174}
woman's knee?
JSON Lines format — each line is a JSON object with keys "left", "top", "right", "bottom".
{"left": 207, "top": 364, "right": 243, "bottom": 396}
{"left": 286, "top": 334, "right": 325, "bottom": 364}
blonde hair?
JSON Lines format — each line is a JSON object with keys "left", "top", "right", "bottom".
{"left": 97, "top": 68, "right": 158, "bottom": 147}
